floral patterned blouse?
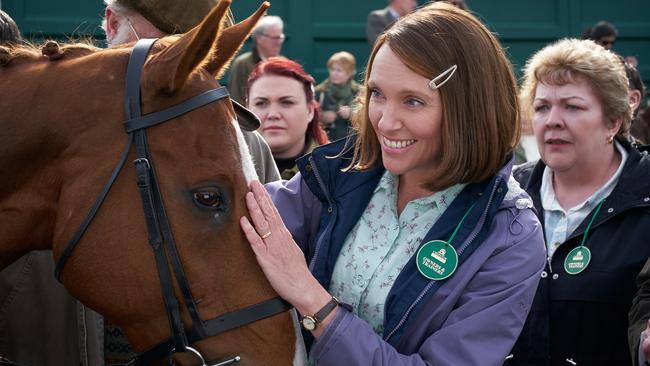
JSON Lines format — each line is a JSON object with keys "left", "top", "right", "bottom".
{"left": 329, "top": 170, "right": 465, "bottom": 335}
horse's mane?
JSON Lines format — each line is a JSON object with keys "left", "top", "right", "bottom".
{"left": 0, "top": 35, "right": 185, "bottom": 67}
{"left": 0, "top": 40, "right": 102, "bottom": 66}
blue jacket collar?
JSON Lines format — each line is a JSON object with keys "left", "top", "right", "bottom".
{"left": 298, "top": 137, "right": 515, "bottom": 207}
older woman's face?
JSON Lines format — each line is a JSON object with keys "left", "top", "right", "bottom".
{"left": 368, "top": 45, "right": 444, "bottom": 185}
{"left": 532, "top": 77, "right": 621, "bottom": 173}
{"left": 247, "top": 75, "right": 314, "bottom": 159}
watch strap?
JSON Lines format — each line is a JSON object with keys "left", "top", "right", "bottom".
{"left": 313, "top": 296, "right": 339, "bottom": 322}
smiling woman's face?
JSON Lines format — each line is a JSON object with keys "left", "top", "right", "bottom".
{"left": 247, "top": 74, "right": 314, "bottom": 159}
{"left": 367, "top": 44, "right": 444, "bottom": 185}
{"left": 532, "top": 76, "right": 620, "bottom": 173}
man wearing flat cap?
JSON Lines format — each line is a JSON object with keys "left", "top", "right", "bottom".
{"left": 0, "top": 1, "right": 281, "bottom": 365}
{"left": 104, "top": 0, "right": 281, "bottom": 185}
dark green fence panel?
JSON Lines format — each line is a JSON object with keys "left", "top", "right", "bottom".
{"left": 2, "top": 0, "right": 105, "bottom": 39}
{"left": 3, "top": 0, "right": 649, "bottom": 88}
{"left": 228, "top": 0, "right": 383, "bottom": 83}
{"left": 471, "top": 0, "right": 650, "bottom": 85}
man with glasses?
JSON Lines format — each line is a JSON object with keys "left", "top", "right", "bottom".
{"left": 581, "top": 20, "right": 639, "bottom": 68}
{"left": 228, "top": 15, "right": 285, "bottom": 104}
{"left": 582, "top": 20, "right": 618, "bottom": 50}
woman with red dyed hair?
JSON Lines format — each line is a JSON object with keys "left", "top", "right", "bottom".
{"left": 246, "top": 57, "right": 328, "bottom": 179}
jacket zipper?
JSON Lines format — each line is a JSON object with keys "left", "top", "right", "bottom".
{"left": 384, "top": 177, "right": 502, "bottom": 342}
{"left": 384, "top": 281, "right": 436, "bottom": 342}
{"left": 307, "top": 156, "right": 334, "bottom": 271}
{"left": 79, "top": 302, "right": 89, "bottom": 366}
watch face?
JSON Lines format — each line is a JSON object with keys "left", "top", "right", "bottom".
{"left": 301, "top": 316, "right": 316, "bottom": 331}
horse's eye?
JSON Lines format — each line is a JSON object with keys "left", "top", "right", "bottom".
{"left": 193, "top": 191, "right": 223, "bottom": 208}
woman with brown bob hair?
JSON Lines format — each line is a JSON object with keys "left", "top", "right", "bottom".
{"left": 239, "top": 3, "right": 545, "bottom": 365}
{"left": 349, "top": 0, "right": 520, "bottom": 190}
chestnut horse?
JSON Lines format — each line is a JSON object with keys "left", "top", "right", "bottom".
{"left": 0, "top": 1, "right": 297, "bottom": 365}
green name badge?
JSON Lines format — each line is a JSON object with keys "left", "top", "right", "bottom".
{"left": 416, "top": 240, "right": 458, "bottom": 281}
{"left": 564, "top": 246, "right": 591, "bottom": 275}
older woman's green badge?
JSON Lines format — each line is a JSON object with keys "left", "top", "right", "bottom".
{"left": 563, "top": 199, "right": 603, "bottom": 275}
{"left": 564, "top": 246, "right": 591, "bottom": 275}
{"left": 416, "top": 240, "right": 458, "bottom": 280}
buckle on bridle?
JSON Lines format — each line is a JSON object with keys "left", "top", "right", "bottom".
{"left": 133, "top": 158, "right": 150, "bottom": 169}
{"left": 168, "top": 346, "right": 241, "bottom": 366}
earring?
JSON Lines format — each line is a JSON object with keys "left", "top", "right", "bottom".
{"left": 607, "top": 135, "right": 614, "bottom": 144}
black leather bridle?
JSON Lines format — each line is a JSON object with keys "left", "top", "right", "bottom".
{"left": 54, "top": 39, "right": 292, "bottom": 366}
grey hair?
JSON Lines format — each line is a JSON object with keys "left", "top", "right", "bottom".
{"left": 251, "top": 15, "right": 283, "bottom": 39}
{"left": 101, "top": 0, "right": 135, "bottom": 35}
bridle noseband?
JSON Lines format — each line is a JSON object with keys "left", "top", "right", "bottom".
{"left": 54, "top": 39, "right": 292, "bottom": 366}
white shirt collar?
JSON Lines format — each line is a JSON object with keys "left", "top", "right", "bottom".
{"left": 540, "top": 140, "right": 628, "bottom": 213}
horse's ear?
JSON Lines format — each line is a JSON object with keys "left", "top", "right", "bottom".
{"left": 205, "top": 2, "right": 270, "bottom": 79}
{"left": 145, "top": 0, "right": 231, "bottom": 93}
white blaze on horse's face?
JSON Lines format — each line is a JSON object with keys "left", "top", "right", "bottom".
{"left": 231, "top": 120, "right": 259, "bottom": 185}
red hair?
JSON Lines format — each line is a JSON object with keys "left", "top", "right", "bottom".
{"left": 246, "top": 57, "right": 329, "bottom": 145}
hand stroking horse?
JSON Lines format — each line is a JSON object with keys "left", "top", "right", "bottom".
{"left": 0, "top": 1, "right": 298, "bottom": 365}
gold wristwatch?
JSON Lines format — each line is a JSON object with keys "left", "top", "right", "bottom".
{"left": 300, "top": 296, "right": 339, "bottom": 331}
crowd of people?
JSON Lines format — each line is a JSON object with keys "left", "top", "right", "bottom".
{"left": 1, "top": 0, "right": 650, "bottom": 365}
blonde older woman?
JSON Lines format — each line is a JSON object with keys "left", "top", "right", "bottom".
{"left": 509, "top": 39, "right": 650, "bottom": 365}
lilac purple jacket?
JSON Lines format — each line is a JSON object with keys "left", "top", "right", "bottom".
{"left": 266, "top": 140, "right": 546, "bottom": 366}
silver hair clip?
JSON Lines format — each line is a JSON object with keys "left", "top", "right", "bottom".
{"left": 428, "top": 65, "right": 458, "bottom": 90}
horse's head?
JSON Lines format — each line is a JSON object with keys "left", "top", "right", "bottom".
{"left": 0, "top": 1, "right": 296, "bottom": 364}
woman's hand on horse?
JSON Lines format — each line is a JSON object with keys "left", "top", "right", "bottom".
{"left": 240, "top": 181, "right": 335, "bottom": 331}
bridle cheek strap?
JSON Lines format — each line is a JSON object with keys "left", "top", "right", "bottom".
{"left": 126, "top": 39, "right": 216, "bottom": 351}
